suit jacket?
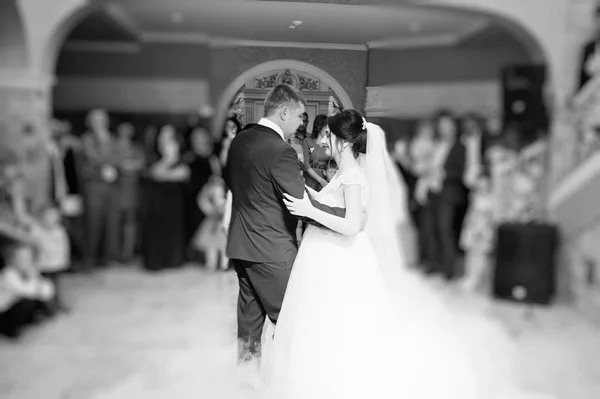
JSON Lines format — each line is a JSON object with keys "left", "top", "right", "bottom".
{"left": 579, "top": 40, "right": 596, "bottom": 90}
{"left": 440, "top": 140, "right": 468, "bottom": 205}
{"left": 224, "top": 124, "right": 345, "bottom": 263}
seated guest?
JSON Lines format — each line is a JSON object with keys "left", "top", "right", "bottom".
{"left": 0, "top": 242, "right": 54, "bottom": 338}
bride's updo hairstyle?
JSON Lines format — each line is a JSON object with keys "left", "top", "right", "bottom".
{"left": 327, "top": 109, "right": 367, "bottom": 157}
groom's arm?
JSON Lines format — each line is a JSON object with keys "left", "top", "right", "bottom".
{"left": 272, "top": 146, "right": 345, "bottom": 223}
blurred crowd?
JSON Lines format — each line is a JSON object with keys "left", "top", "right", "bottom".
{"left": 0, "top": 109, "right": 241, "bottom": 339}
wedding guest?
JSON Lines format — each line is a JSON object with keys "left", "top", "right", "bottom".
{"left": 457, "top": 114, "right": 488, "bottom": 248}
{"left": 325, "top": 158, "right": 338, "bottom": 182}
{"left": 115, "top": 122, "right": 145, "bottom": 262}
{"left": 392, "top": 136, "right": 419, "bottom": 227}
{"left": 29, "top": 206, "right": 70, "bottom": 312}
{"left": 289, "top": 112, "right": 309, "bottom": 163}
{"left": 0, "top": 242, "right": 55, "bottom": 336}
{"left": 183, "top": 127, "right": 220, "bottom": 260}
{"left": 141, "top": 125, "right": 189, "bottom": 272}
{"left": 459, "top": 175, "right": 495, "bottom": 293}
{"left": 410, "top": 119, "right": 437, "bottom": 270}
{"left": 578, "top": 7, "right": 600, "bottom": 90}
{"left": 0, "top": 240, "right": 36, "bottom": 339}
{"left": 459, "top": 128, "right": 495, "bottom": 292}
{"left": 47, "top": 119, "right": 68, "bottom": 210}
{"left": 80, "top": 109, "right": 120, "bottom": 269}
{"left": 411, "top": 119, "right": 438, "bottom": 205}
{"left": 55, "top": 121, "right": 85, "bottom": 270}
{"left": 10, "top": 181, "right": 68, "bottom": 313}
{"left": 193, "top": 175, "right": 228, "bottom": 271}
{"left": 392, "top": 136, "right": 419, "bottom": 267}
{"left": 142, "top": 125, "right": 158, "bottom": 159}
{"left": 21, "top": 123, "right": 52, "bottom": 213}
{"left": 219, "top": 117, "right": 241, "bottom": 166}
{"left": 421, "top": 111, "right": 467, "bottom": 280}
{"left": 302, "top": 114, "right": 330, "bottom": 191}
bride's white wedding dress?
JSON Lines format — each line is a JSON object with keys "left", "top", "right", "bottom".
{"left": 259, "top": 124, "right": 544, "bottom": 399}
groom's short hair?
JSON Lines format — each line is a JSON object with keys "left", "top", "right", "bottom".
{"left": 263, "top": 84, "right": 306, "bottom": 117}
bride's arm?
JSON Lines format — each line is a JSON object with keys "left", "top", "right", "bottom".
{"left": 284, "top": 184, "right": 362, "bottom": 236}
{"left": 272, "top": 146, "right": 345, "bottom": 218}
{"left": 305, "top": 185, "right": 319, "bottom": 197}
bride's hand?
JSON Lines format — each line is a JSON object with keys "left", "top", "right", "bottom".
{"left": 283, "top": 192, "right": 314, "bottom": 218}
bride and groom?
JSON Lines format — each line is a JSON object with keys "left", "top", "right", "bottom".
{"left": 225, "top": 84, "right": 539, "bottom": 399}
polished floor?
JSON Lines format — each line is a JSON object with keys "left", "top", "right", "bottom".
{"left": 1, "top": 266, "right": 599, "bottom": 399}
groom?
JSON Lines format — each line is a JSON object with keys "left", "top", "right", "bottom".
{"left": 224, "top": 84, "right": 345, "bottom": 362}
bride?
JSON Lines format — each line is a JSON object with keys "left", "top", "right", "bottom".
{"left": 258, "top": 110, "right": 541, "bottom": 399}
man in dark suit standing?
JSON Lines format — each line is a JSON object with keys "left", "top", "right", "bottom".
{"left": 225, "top": 85, "right": 345, "bottom": 363}
{"left": 421, "top": 112, "right": 468, "bottom": 281}
{"left": 579, "top": 7, "right": 600, "bottom": 91}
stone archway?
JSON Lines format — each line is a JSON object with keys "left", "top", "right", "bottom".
{"left": 0, "top": 0, "right": 29, "bottom": 70}
{"left": 0, "top": 0, "right": 33, "bottom": 157}
{"left": 213, "top": 59, "right": 354, "bottom": 137}
{"left": 423, "top": 0, "right": 590, "bottom": 104}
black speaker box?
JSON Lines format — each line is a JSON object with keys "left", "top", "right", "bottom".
{"left": 492, "top": 222, "right": 559, "bottom": 305}
{"left": 501, "top": 64, "right": 549, "bottom": 134}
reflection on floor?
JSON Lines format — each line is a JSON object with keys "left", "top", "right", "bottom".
{"left": 1, "top": 266, "right": 599, "bottom": 399}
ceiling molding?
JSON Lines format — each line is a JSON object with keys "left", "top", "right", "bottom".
{"left": 63, "top": 40, "right": 142, "bottom": 53}
{"left": 453, "top": 18, "right": 491, "bottom": 43}
{"left": 142, "top": 31, "right": 212, "bottom": 45}
{"left": 103, "top": 3, "right": 143, "bottom": 41}
{"left": 367, "top": 34, "right": 456, "bottom": 50}
{"left": 210, "top": 38, "right": 367, "bottom": 51}
{"left": 143, "top": 31, "right": 367, "bottom": 51}
{"left": 367, "top": 18, "right": 491, "bottom": 50}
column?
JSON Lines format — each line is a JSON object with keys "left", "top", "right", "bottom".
{"left": 0, "top": 69, "right": 55, "bottom": 210}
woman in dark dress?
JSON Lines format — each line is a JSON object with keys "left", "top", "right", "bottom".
{"left": 141, "top": 125, "right": 189, "bottom": 272}
{"left": 302, "top": 114, "right": 331, "bottom": 192}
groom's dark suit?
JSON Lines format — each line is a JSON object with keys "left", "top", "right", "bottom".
{"left": 224, "top": 123, "right": 344, "bottom": 360}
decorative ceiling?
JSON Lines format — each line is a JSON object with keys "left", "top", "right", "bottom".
{"left": 65, "top": 0, "right": 494, "bottom": 50}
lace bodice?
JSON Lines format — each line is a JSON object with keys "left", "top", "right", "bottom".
{"left": 315, "top": 165, "right": 369, "bottom": 210}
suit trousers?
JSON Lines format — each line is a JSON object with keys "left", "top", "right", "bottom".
{"left": 232, "top": 258, "right": 294, "bottom": 362}
{"left": 421, "top": 195, "right": 461, "bottom": 280}
{"left": 83, "top": 182, "right": 120, "bottom": 267}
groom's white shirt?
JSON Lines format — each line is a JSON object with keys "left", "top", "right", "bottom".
{"left": 258, "top": 118, "right": 284, "bottom": 140}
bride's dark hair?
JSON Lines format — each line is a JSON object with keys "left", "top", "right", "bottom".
{"left": 327, "top": 109, "right": 367, "bottom": 157}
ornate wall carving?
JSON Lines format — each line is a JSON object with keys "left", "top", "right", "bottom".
{"left": 298, "top": 75, "right": 320, "bottom": 91}
{"left": 254, "top": 73, "right": 277, "bottom": 89}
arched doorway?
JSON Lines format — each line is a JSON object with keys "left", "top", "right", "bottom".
{"left": 213, "top": 60, "right": 354, "bottom": 137}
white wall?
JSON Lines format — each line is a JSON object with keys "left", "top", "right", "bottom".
{"left": 53, "top": 76, "right": 209, "bottom": 113}
{"left": 365, "top": 81, "right": 500, "bottom": 118}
